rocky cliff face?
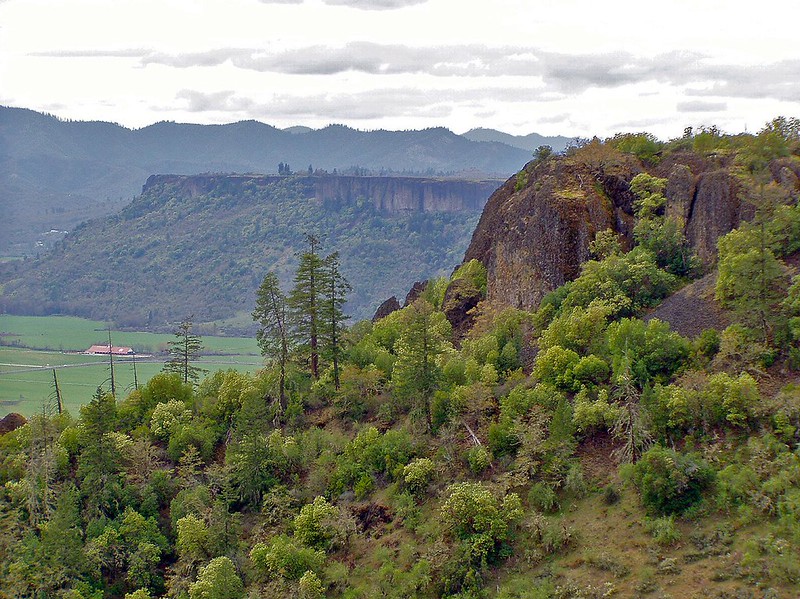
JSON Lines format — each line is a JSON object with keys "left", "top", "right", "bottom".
{"left": 314, "top": 176, "right": 500, "bottom": 213}
{"left": 464, "top": 150, "right": 638, "bottom": 310}
{"left": 463, "top": 147, "right": 794, "bottom": 313}
{"left": 143, "top": 174, "right": 500, "bottom": 214}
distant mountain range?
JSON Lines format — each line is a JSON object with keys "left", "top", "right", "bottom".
{"left": 0, "top": 106, "right": 567, "bottom": 255}
{"left": 461, "top": 128, "right": 572, "bottom": 153}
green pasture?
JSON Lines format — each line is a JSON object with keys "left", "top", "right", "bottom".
{"left": 0, "top": 315, "right": 265, "bottom": 417}
{"left": 0, "top": 314, "right": 260, "bottom": 355}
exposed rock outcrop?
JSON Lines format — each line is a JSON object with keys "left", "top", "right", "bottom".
{"left": 0, "top": 412, "right": 26, "bottom": 435}
{"left": 142, "top": 174, "right": 500, "bottom": 214}
{"left": 462, "top": 148, "right": 786, "bottom": 313}
{"left": 372, "top": 296, "right": 401, "bottom": 322}
{"left": 316, "top": 176, "right": 499, "bottom": 213}
{"left": 464, "top": 151, "right": 637, "bottom": 310}
{"left": 404, "top": 281, "right": 428, "bottom": 307}
{"left": 442, "top": 278, "right": 483, "bottom": 342}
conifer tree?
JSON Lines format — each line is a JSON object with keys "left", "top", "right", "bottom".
{"left": 290, "top": 234, "right": 324, "bottom": 379}
{"left": 320, "top": 251, "right": 351, "bottom": 390}
{"left": 392, "top": 299, "right": 451, "bottom": 431}
{"left": 164, "top": 317, "right": 206, "bottom": 385}
{"left": 253, "top": 271, "right": 292, "bottom": 416}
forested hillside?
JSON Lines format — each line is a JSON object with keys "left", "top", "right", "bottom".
{"left": 0, "top": 174, "right": 496, "bottom": 328}
{"left": 1, "top": 119, "right": 800, "bottom": 598}
{"left": 0, "top": 107, "right": 531, "bottom": 255}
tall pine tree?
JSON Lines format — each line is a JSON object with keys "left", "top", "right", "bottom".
{"left": 289, "top": 234, "right": 324, "bottom": 379}
{"left": 163, "top": 317, "right": 206, "bottom": 385}
{"left": 253, "top": 271, "right": 292, "bottom": 416}
{"left": 320, "top": 252, "right": 351, "bottom": 390}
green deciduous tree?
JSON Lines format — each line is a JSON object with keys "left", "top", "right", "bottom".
{"left": 188, "top": 556, "right": 244, "bottom": 599}
{"left": 716, "top": 225, "right": 789, "bottom": 342}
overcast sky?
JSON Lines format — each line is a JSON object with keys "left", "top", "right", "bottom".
{"left": 2, "top": 0, "right": 798, "bottom": 139}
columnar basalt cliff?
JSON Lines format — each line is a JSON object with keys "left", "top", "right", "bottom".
{"left": 142, "top": 174, "right": 500, "bottom": 214}
{"left": 462, "top": 147, "right": 796, "bottom": 313}
{"left": 314, "top": 176, "right": 500, "bottom": 212}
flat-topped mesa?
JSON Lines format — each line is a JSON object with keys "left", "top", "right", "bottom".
{"left": 142, "top": 174, "right": 501, "bottom": 213}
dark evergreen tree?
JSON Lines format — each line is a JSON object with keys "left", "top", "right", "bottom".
{"left": 253, "top": 272, "right": 292, "bottom": 416}
{"left": 320, "top": 251, "right": 351, "bottom": 390}
{"left": 289, "top": 234, "right": 324, "bottom": 379}
{"left": 163, "top": 317, "right": 206, "bottom": 385}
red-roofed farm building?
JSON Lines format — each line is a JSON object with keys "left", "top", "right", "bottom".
{"left": 85, "top": 345, "right": 135, "bottom": 356}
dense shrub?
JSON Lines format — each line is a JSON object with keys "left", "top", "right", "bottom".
{"left": 626, "top": 445, "right": 714, "bottom": 515}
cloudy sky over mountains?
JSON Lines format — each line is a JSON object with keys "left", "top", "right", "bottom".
{"left": 1, "top": 0, "right": 798, "bottom": 138}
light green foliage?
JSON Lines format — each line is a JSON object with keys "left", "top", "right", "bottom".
{"left": 538, "top": 303, "right": 611, "bottom": 355}
{"left": 334, "top": 364, "right": 382, "bottom": 421}
{"left": 421, "top": 276, "right": 449, "bottom": 310}
{"left": 572, "top": 354, "right": 611, "bottom": 387}
{"left": 573, "top": 388, "right": 621, "bottom": 435}
{"left": 465, "top": 445, "right": 492, "bottom": 475}
{"left": 124, "top": 590, "right": 152, "bottom": 599}
{"left": 250, "top": 535, "right": 326, "bottom": 581}
{"left": 630, "top": 173, "right": 697, "bottom": 277}
{"left": 451, "top": 259, "right": 488, "bottom": 295}
{"left": 717, "top": 226, "right": 789, "bottom": 338}
{"left": 557, "top": 249, "right": 679, "bottom": 319}
{"left": 532, "top": 345, "right": 580, "bottom": 391}
{"left": 705, "top": 372, "right": 759, "bottom": 427}
{"left": 402, "top": 457, "right": 435, "bottom": 496}
{"left": 188, "top": 556, "right": 244, "bottom": 599}
{"left": 330, "top": 426, "right": 413, "bottom": 496}
{"left": 298, "top": 569, "right": 326, "bottom": 599}
{"left": 609, "top": 132, "right": 663, "bottom": 163}
{"left": 294, "top": 496, "right": 343, "bottom": 551}
{"left": 589, "top": 229, "right": 623, "bottom": 260}
{"left": 736, "top": 119, "right": 795, "bottom": 174}
{"left": 150, "top": 399, "right": 192, "bottom": 440}
{"left": 439, "top": 482, "right": 523, "bottom": 591}
{"left": 118, "top": 372, "right": 194, "bottom": 431}
{"left": 440, "top": 482, "right": 523, "bottom": 541}
{"left": 176, "top": 514, "right": 210, "bottom": 563}
{"left": 644, "top": 515, "right": 682, "bottom": 546}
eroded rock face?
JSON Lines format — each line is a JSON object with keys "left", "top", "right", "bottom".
{"left": 464, "top": 156, "right": 635, "bottom": 310}
{"left": 685, "top": 169, "right": 742, "bottom": 264}
{"left": 462, "top": 150, "right": 775, "bottom": 313}
{"left": 442, "top": 278, "right": 483, "bottom": 342}
{"left": 0, "top": 413, "right": 26, "bottom": 435}
{"left": 372, "top": 296, "right": 401, "bottom": 322}
{"left": 404, "top": 281, "right": 428, "bottom": 307}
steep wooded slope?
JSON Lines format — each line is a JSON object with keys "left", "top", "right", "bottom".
{"left": 0, "top": 174, "right": 498, "bottom": 328}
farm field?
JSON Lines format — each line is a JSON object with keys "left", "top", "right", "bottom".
{"left": 0, "top": 315, "right": 263, "bottom": 417}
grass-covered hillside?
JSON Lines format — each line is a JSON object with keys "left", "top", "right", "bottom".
{"left": 0, "top": 120, "right": 799, "bottom": 598}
